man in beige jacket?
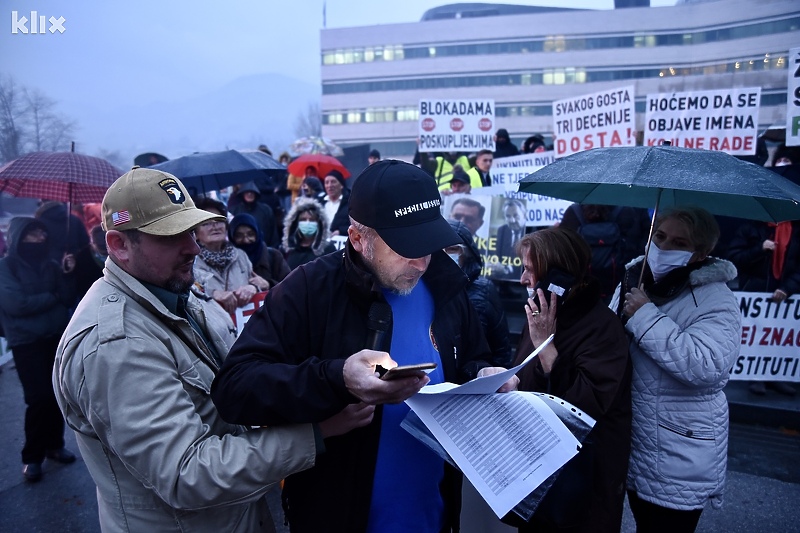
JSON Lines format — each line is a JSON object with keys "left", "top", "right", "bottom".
{"left": 53, "top": 168, "right": 418, "bottom": 532}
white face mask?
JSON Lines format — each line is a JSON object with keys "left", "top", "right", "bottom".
{"left": 647, "top": 242, "right": 694, "bottom": 282}
{"left": 447, "top": 253, "right": 461, "bottom": 265}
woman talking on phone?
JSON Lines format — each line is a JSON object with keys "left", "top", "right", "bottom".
{"left": 513, "top": 227, "right": 631, "bottom": 533}
{"left": 611, "top": 206, "right": 740, "bottom": 533}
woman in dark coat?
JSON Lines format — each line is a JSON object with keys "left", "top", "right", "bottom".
{"left": 0, "top": 217, "right": 78, "bottom": 482}
{"left": 229, "top": 213, "right": 290, "bottom": 290}
{"left": 513, "top": 227, "right": 631, "bottom": 533}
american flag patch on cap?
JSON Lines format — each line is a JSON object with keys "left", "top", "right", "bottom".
{"left": 112, "top": 210, "right": 131, "bottom": 226}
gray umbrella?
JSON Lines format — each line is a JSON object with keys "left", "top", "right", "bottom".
{"left": 519, "top": 144, "right": 800, "bottom": 285}
{"left": 518, "top": 144, "right": 800, "bottom": 223}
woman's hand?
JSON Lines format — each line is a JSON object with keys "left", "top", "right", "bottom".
{"left": 526, "top": 289, "right": 559, "bottom": 374}
{"left": 526, "top": 288, "right": 557, "bottom": 346}
{"left": 233, "top": 284, "right": 257, "bottom": 306}
{"left": 212, "top": 290, "right": 238, "bottom": 313}
{"left": 623, "top": 287, "right": 650, "bottom": 318}
{"left": 249, "top": 274, "right": 269, "bottom": 291}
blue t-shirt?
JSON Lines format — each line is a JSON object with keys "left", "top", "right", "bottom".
{"left": 366, "top": 280, "right": 446, "bottom": 533}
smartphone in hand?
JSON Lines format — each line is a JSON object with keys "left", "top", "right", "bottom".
{"left": 380, "top": 362, "right": 437, "bottom": 380}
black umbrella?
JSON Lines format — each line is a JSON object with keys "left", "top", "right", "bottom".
{"left": 150, "top": 149, "right": 286, "bottom": 195}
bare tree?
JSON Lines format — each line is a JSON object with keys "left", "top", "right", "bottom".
{"left": 0, "top": 76, "right": 25, "bottom": 162}
{"left": 25, "top": 88, "right": 75, "bottom": 152}
{"left": 0, "top": 75, "right": 77, "bottom": 164}
{"left": 293, "top": 101, "right": 321, "bottom": 139}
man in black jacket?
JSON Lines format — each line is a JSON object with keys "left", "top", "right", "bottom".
{"left": 212, "top": 160, "right": 516, "bottom": 532}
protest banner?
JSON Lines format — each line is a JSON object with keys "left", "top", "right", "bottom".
{"left": 788, "top": 47, "right": 800, "bottom": 147}
{"left": 491, "top": 152, "right": 556, "bottom": 186}
{"left": 552, "top": 86, "right": 636, "bottom": 158}
{"left": 730, "top": 291, "right": 800, "bottom": 383}
{"left": 418, "top": 99, "right": 495, "bottom": 152}
{"left": 644, "top": 87, "right": 761, "bottom": 155}
{"left": 231, "top": 291, "right": 267, "bottom": 336}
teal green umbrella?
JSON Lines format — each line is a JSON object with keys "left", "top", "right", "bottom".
{"left": 518, "top": 145, "right": 800, "bottom": 223}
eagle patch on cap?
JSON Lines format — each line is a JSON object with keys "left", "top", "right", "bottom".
{"left": 159, "top": 178, "right": 184, "bottom": 204}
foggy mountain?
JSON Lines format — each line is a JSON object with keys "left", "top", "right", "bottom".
{"left": 68, "top": 73, "right": 320, "bottom": 165}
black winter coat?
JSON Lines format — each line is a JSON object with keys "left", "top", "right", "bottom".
{"left": 212, "top": 242, "right": 492, "bottom": 533}
{"left": 0, "top": 217, "right": 76, "bottom": 347}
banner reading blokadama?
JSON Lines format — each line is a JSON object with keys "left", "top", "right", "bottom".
{"left": 644, "top": 87, "right": 760, "bottom": 155}
{"left": 418, "top": 99, "right": 495, "bottom": 153}
{"left": 553, "top": 85, "right": 636, "bottom": 158}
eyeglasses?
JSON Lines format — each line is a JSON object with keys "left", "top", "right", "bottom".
{"left": 200, "top": 220, "right": 225, "bottom": 228}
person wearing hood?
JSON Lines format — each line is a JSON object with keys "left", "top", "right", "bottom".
{"left": 0, "top": 217, "right": 78, "bottom": 482}
{"left": 298, "top": 175, "right": 325, "bottom": 202}
{"left": 35, "top": 201, "right": 101, "bottom": 301}
{"left": 282, "top": 197, "right": 337, "bottom": 270}
{"left": 446, "top": 220, "right": 512, "bottom": 367}
{"left": 493, "top": 128, "right": 520, "bottom": 159}
{"left": 229, "top": 181, "right": 280, "bottom": 247}
{"left": 522, "top": 134, "right": 547, "bottom": 154}
{"left": 229, "top": 213, "right": 290, "bottom": 290}
{"left": 611, "top": 206, "right": 741, "bottom": 532}
{"left": 321, "top": 170, "right": 351, "bottom": 236}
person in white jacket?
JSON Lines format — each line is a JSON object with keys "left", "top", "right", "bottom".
{"left": 611, "top": 206, "right": 740, "bottom": 533}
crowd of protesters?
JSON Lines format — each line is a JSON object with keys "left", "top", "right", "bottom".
{"left": 0, "top": 134, "right": 796, "bottom": 533}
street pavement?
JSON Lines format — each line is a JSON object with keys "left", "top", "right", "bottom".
{"left": 2, "top": 359, "right": 798, "bottom": 532}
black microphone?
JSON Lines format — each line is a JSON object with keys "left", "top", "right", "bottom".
{"left": 366, "top": 301, "right": 392, "bottom": 352}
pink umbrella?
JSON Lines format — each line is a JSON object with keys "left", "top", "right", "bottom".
{"left": 0, "top": 151, "right": 123, "bottom": 203}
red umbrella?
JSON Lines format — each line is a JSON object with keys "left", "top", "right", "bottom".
{"left": 287, "top": 154, "right": 350, "bottom": 180}
{"left": 0, "top": 151, "right": 123, "bottom": 203}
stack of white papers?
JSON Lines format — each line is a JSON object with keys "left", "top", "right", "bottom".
{"left": 403, "top": 336, "right": 595, "bottom": 520}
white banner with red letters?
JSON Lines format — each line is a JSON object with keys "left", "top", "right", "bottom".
{"left": 418, "top": 99, "right": 495, "bottom": 153}
{"left": 731, "top": 291, "right": 800, "bottom": 382}
{"left": 553, "top": 85, "right": 636, "bottom": 158}
{"left": 644, "top": 87, "right": 760, "bottom": 155}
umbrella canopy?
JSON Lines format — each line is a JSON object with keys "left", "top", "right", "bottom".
{"left": 518, "top": 145, "right": 800, "bottom": 223}
{"left": 290, "top": 136, "right": 344, "bottom": 157}
{"left": 288, "top": 154, "right": 351, "bottom": 180}
{"left": 0, "top": 151, "right": 123, "bottom": 203}
{"left": 149, "top": 149, "right": 286, "bottom": 194}
{"left": 133, "top": 152, "right": 169, "bottom": 167}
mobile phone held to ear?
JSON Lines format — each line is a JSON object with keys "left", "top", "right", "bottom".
{"left": 380, "top": 362, "right": 437, "bottom": 380}
{"left": 531, "top": 268, "right": 576, "bottom": 311}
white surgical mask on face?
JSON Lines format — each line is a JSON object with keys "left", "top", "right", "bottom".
{"left": 647, "top": 242, "right": 694, "bottom": 282}
{"left": 447, "top": 253, "right": 461, "bottom": 264}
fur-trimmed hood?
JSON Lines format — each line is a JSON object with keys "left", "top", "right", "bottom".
{"left": 626, "top": 255, "right": 737, "bottom": 287}
{"left": 282, "top": 197, "right": 331, "bottom": 256}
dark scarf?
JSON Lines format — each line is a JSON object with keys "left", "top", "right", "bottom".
{"left": 199, "top": 242, "right": 236, "bottom": 272}
{"left": 617, "top": 259, "right": 710, "bottom": 320}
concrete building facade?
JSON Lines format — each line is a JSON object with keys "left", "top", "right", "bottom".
{"left": 319, "top": 0, "right": 799, "bottom": 159}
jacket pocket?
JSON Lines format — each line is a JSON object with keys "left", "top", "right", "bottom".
{"left": 656, "top": 415, "right": 717, "bottom": 483}
{"left": 179, "top": 358, "right": 215, "bottom": 395}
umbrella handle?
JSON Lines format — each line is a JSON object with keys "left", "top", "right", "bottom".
{"left": 638, "top": 189, "right": 663, "bottom": 288}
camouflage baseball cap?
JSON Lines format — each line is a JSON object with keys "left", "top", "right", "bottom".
{"left": 102, "top": 167, "right": 224, "bottom": 235}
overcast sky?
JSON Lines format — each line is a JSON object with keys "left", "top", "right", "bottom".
{"left": 3, "top": 1, "right": 675, "bottom": 103}
{"left": 0, "top": 0, "right": 675, "bottom": 156}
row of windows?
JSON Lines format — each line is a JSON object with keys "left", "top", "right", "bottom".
{"left": 322, "top": 53, "right": 786, "bottom": 95}
{"left": 322, "top": 92, "right": 786, "bottom": 126}
{"left": 320, "top": 16, "right": 799, "bottom": 66}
